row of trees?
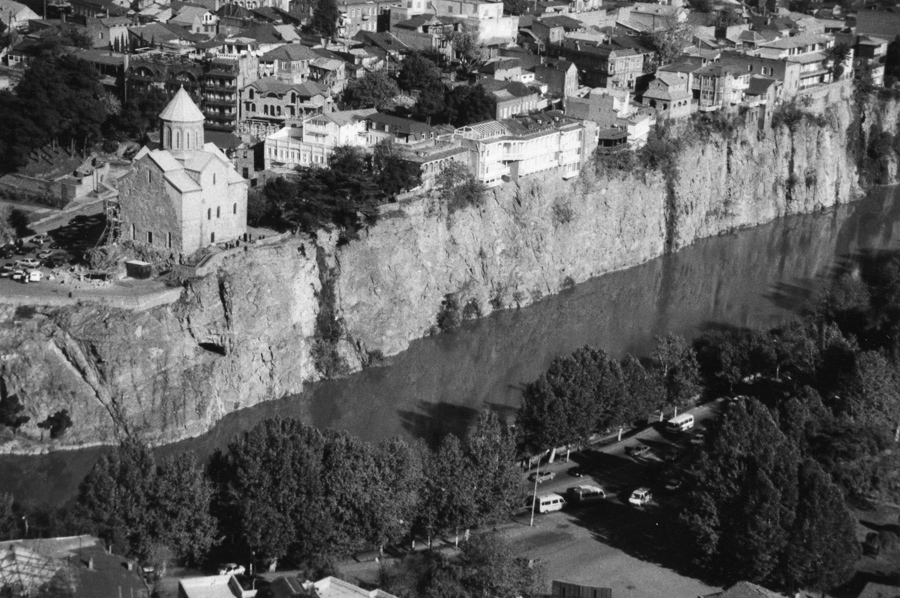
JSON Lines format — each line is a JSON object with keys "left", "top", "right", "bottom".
{"left": 48, "top": 411, "right": 522, "bottom": 572}
{"left": 517, "top": 334, "right": 700, "bottom": 454}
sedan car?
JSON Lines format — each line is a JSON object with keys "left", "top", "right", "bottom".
{"left": 664, "top": 478, "right": 683, "bottom": 492}
{"left": 37, "top": 250, "right": 53, "bottom": 259}
{"left": 16, "top": 258, "right": 40, "bottom": 269}
{"left": 627, "top": 445, "right": 652, "bottom": 458}
{"left": 528, "top": 471, "right": 556, "bottom": 484}
{"left": 0, "top": 265, "right": 13, "bottom": 277}
{"left": 628, "top": 487, "right": 653, "bottom": 506}
{"left": 568, "top": 466, "right": 587, "bottom": 478}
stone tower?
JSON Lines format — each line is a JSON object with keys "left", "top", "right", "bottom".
{"left": 159, "top": 87, "right": 205, "bottom": 152}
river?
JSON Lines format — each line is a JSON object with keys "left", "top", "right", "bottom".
{"left": 5, "top": 185, "right": 900, "bottom": 508}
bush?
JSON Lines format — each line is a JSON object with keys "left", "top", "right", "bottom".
{"left": 552, "top": 203, "right": 574, "bottom": 225}
{"left": 462, "top": 298, "right": 481, "bottom": 320}
{"left": 437, "top": 162, "right": 487, "bottom": 214}
{"left": 436, "top": 293, "right": 462, "bottom": 332}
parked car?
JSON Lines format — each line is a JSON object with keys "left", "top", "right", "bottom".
{"left": 628, "top": 487, "right": 653, "bottom": 506}
{"left": 664, "top": 447, "right": 683, "bottom": 462}
{"left": 37, "top": 250, "right": 53, "bottom": 259}
{"left": 690, "top": 431, "right": 706, "bottom": 446}
{"left": 528, "top": 471, "right": 556, "bottom": 484}
{"left": 27, "top": 270, "right": 42, "bottom": 283}
{"left": 30, "top": 234, "right": 49, "bottom": 246}
{"left": 627, "top": 445, "right": 651, "bottom": 458}
{"left": 0, "top": 265, "right": 13, "bottom": 277}
{"left": 664, "top": 478, "right": 683, "bottom": 492}
{"left": 10, "top": 270, "right": 26, "bottom": 282}
{"left": 568, "top": 466, "right": 586, "bottom": 478}
{"left": 217, "top": 563, "right": 245, "bottom": 576}
{"left": 16, "top": 258, "right": 40, "bottom": 269}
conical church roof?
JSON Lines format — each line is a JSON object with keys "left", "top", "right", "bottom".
{"left": 159, "top": 87, "right": 205, "bottom": 123}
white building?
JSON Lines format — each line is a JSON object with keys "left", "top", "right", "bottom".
{"left": 454, "top": 114, "right": 595, "bottom": 187}
{"left": 263, "top": 108, "right": 377, "bottom": 169}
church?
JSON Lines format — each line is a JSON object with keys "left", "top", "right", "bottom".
{"left": 115, "top": 88, "right": 248, "bottom": 256}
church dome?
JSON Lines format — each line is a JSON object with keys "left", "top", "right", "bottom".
{"left": 160, "top": 87, "right": 205, "bottom": 123}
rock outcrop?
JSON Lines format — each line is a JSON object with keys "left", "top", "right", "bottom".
{"left": 1, "top": 85, "right": 897, "bottom": 451}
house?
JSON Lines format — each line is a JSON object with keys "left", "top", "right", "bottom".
{"left": 240, "top": 78, "right": 331, "bottom": 136}
{"left": 755, "top": 31, "right": 843, "bottom": 89}
{"left": 336, "top": 0, "right": 394, "bottom": 37}
{"left": 478, "top": 57, "right": 523, "bottom": 81}
{"left": 309, "top": 54, "right": 348, "bottom": 94}
{"left": 700, "top": 581, "right": 787, "bottom": 598}
{"left": 179, "top": 575, "right": 256, "bottom": 598}
{"left": 565, "top": 88, "right": 651, "bottom": 146}
{"left": 269, "top": 576, "right": 399, "bottom": 598}
{"left": 531, "top": 15, "right": 585, "bottom": 44}
{"left": 364, "top": 113, "right": 436, "bottom": 145}
{"left": 392, "top": 14, "right": 458, "bottom": 57}
{"left": 641, "top": 71, "right": 692, "bottom": 117}
{"left": 397, "top": 143, "right": 469, "bottom": 189}
{"left": 169, "top": 6, "right": 218, "bottom": 33}
{"left": 553, "top": 39, "right": 645, "bottom": 89}
{"left": 115, "top": 88, "right": 248, "bottom": 254}
{"left": 693, "top": 63, "right": 742, "bottom": 110}
{"left": 263, "top": 108, "right": 376, "bottom": 169}
{"left": 258, "top": 43, "right": 319, "bottom": 83}
{"left": 718, "top": 50, "right": 802, "bottom": 101}
{"left": 480, "top": 79, "right": 540, "bottom": 118}
{"left": 69, "top": 0, "right": 128, "bottom": 18}
{"left": 534, "top": 59, "right": 578, "bottom": 97}
{"left": 390, "top": 0, "right": 517, "bottom": 47}
{"left": 454, "top": 113, "right": 595, "bottom": 186}
{"left": 0, "top": 0, "right": 38, "bottom": 30}
{"left": 83, "top": 16, "right": 130, "bottom": 49}
{"left": 854, "top": 35, "right": 889, "bottom": 86}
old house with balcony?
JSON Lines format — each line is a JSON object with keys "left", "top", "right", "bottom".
{"left": 337, "top": 0, "right": 394, "bottom": 36}
{"left": 240, "top": 78, "right": 331, "bottom": 136}
{"left": 641, "top": 71, "right": 692, "bottom": 117}
{"left": 531, "top": 15, "right": 585, "bottom": 44}
{"left": 364, "top": 113, "right": 436, "bottom": 145}
{"left": 755, "top": 32, "right": 843, "bottom": 89}
{"left": 392, "top": 14, "right": 458, "bottom": 57}
{"left": 454, "top": 113, "right": 594, "bottom": 186}
{"left": 534, "top": 59, "right": 578, "bottom": 97}
{"left": 263, "top": 108, "right": 376, "bottom": 169}
{"left": 854, "top": 35, "right": 888, "bottom": 86}
{"left": 258, "top": 43, "right": 318, "bottom": 83}
{"left": 390, "top": 0, "right": 517, "bottom": 47}
{"left": 480, "top": 79, "right": 540, "bottom": 119}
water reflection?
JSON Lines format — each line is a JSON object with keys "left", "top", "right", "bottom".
{"left": 6, "top": 186, "right": 900, "bottom": 507}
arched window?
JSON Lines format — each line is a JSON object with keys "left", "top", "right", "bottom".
{"left": 207, "top": 208, "right": 211, "bottom": 220}
{"left": 175, "top": 130, "right": 182, "bottom": 147}
{"left": 216, "top": 206, "right": 221, "bottom": 218}
{"left": 164, "top": 127, "right": 171, "bottom": 147}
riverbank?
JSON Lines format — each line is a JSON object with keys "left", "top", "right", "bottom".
{"left": 0, "top": 82, "right": 897, "bottom": 454}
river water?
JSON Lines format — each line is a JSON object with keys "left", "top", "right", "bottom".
{"left": 5, "top": 186, "right": 900, "bottom": 508}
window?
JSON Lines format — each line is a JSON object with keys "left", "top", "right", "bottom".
{"left": 211, "top": 232, "right": 215, "bottom": 243}
{"left": 217, "top": 206, "right": 221, "bottom": 218}
{"left": 233, "top": 203, "right": 237, "bottom": 214}
{"left": 167, "top": 232, "right": 172, "bottom": 249}
{"left": 147, "top": 169, "right": 151, "bottom": 183}
{"left": 213, "top": 174, "right": 217, "bottom": 185}
{"left": 208, "top": 208, "right": 212, "bottom": 220}
{"left": 147, "top": 231, "right": 153, "bottom": 244}
{"left": 131, "top": 224, "right": 136, "bottom": 240}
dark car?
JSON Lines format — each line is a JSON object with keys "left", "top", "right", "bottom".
{"left": 568, "top": 466, "right": 586, "bottom": 478}
{"left": 627, "top": 445, "right": 652, "bottom": 458}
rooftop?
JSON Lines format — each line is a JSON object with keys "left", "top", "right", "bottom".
{"left": 160, "top": 87, "right": 206, "bottom": 122}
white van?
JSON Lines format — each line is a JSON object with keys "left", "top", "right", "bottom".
{"left": 536, "top": 493, "right": 566, "bottom": 513}
{"left": 566, "top": 485, "right": 606, "bottom": 505}
{"left": 628, "top": 487, "right": 653, "bottom": 506}
{"left": 27, "top": 270, "right": 42, "bottom": 283}
{"left": 665, "top": 413, "right": 694, "bottom": 433}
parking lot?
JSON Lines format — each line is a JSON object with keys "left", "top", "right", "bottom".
{"left": 520, "top": 401, "right": 721, "bottom": 512}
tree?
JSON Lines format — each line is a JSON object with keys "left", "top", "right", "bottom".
{"left": 502, "top": 0, "right": 529, "bottom": 15}
{"left": 151, "top": 454, "right": 217, "bottom": 566}
{"left": 0, "top": 493, "right": 17, "bottom": 541}
{"left": 641, "top": 18, "right": 696, "bottom": 67}
{"left": 398, "top": 53, "right": 442, "bottom": 91}
{"left": 449, "top": 29, "right": 486, "bottom": 75}
{"left": 344, "top": 71, "right": 400, "bottom": 110}
{"left": 714, "top": 7, "right": 744, "bottom": 28}
{"left": 417, "top": 435, "right": 477, "bottom": 546}
{"left": 109, "top": 86, "right": 169, "bottom": 139}
{"left": 437, "top": 160, "right": 486, "bottom": 214}
{"left": 372, "top": 140, "right": 422, "bottom": 195}
{"left": 367, "top": 438, "right": 424, "bottom": 552}
{"left": 442, "top": 85, "right": 495, "bottom": 128}
{"left": 310, "top": 0, "right": 339, "bottom": 38}
{"left": 827, "top": 42, "right": 851, "bottom": 80}
{"left": 77, "top": 441, "right": 156, "bottom": 560}
{"left": 37, "top": 410, "right": 72, "bottom": 439}
{"left": 782, "top": 459, "right": 859, "bottom": 591}
{"left": 212, "top": 418, "right": 330, "bottom": 564}
{"left": 620, "top": 354, "right": 664, "bottom": 423}
{"left": 464, "top": 411, "right": 522, "bottom": 526}
{"left": 0, "top": 392, "right": 29, "bottom": 433}
{"left": 652, "top": 333, "right": 702, "bottom": 407}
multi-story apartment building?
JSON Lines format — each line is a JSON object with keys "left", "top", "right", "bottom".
{"left": 239, "top": 78, "right": 332, "bottom": 137}
{"left": 263, "top": 108, "right": 376, "bottom": 168}
{"left": 389, "top": 0, "right": 517, "bottom": 47}
{"left": 202, "top": 55, "right": 259, "bottom": 131}
{"left": 854, "top": 35, "right": 888, "bottom": 87}
{"left": 552, "top": 39, "right": 644, "bottom": 89}
{"left": 454, "top": 113, "right": 594, "bottom": 186}
{"left": 336, "top": 0, "right": 395, "bottom": 37}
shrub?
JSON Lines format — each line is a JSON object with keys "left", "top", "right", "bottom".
{"left": 436, "top": 293, "right": 462, "bottom": 332}
{"left": 552, "top": 203, "right": 574, "bottom": 225}
{"left": 462, "top": 298, "right": 481, "bottom": 320}
{"left": 438, "top": 162, "right": 487, "bottom": 214}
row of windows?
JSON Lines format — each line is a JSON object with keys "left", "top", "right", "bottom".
{"left": 132, "top": 225, "right": 173, "bottom": 249}
{"left": 207, "top": 204, "right": 239, "bottom": 220}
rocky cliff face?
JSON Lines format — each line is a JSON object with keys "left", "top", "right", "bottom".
{"left": 1, "top": 86, "right": 897, "bottom": 451}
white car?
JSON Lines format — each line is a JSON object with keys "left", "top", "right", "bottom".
{"left": 628, "top": 487, "right": 653, "bottom": 506}
{"left": 29, "top": 234, "right": 49, "bottom": 246}
{"left": 217, "top": 563, "right": 245, "bottom": 576}
{"left": 16, "top": 258, "right": 40, "bottom": 269}
{"left": 10, "top": 270, "right": 25, "bottom": 282}
{"left": 37, "top": 250, "right": 53, "bottom": 259}
{"left": 27, "top": 270, "right": 42, "bottom": 283}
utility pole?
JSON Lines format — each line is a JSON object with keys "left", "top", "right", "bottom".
{"left": 529, "top": 459, "right": 541, "bottom": 527}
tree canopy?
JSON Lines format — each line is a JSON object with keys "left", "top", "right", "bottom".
{"left": 310, "top": 0, "right": 339, "bottom": 38}
{"left": 344, "top": 71, "right": 400, "bottom": 110}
